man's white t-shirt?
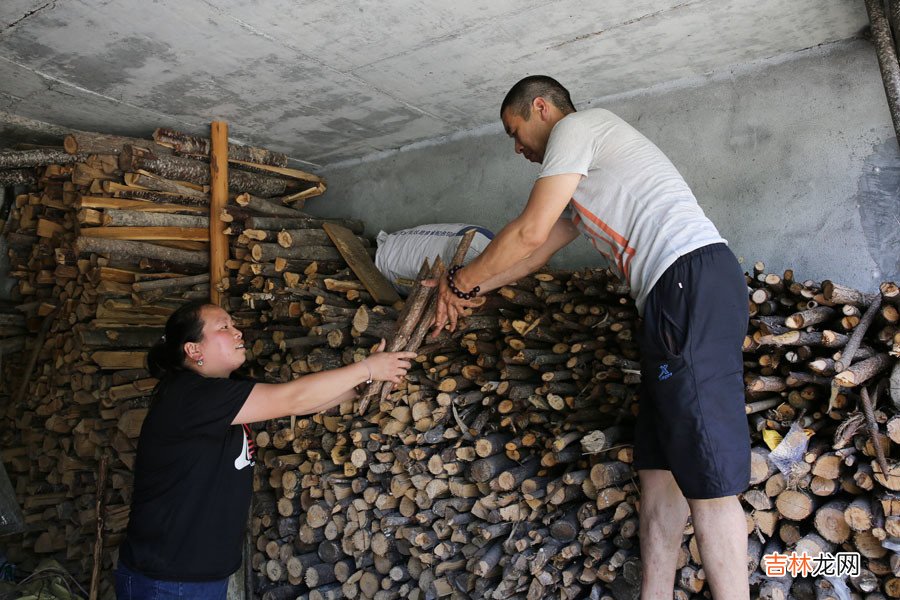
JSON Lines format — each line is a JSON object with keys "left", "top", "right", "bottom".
{"left": 539, "top": 108, "right": 725, "bottom": 314}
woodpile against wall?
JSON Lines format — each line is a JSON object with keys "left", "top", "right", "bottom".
{"left": 2, "top": 133, "right": 900, "bottom": 599}
{"left": 0, "top": 133, "right": 325, "bottom": 599}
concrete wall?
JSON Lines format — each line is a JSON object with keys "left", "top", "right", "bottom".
{"left": 309, "top": 39, "right": 899, "bottom": 293}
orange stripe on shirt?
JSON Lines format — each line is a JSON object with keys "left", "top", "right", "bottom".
{"left": 570, "top": 201, "right": 636, "bottom": 280}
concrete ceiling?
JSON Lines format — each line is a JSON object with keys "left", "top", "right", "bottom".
{"left": 0, "top": 0, "right": 869, "bottom": 168}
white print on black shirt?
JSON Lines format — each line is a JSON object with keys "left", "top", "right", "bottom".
{"left": 234, "top": 424, "right": 256, "bottom": 470}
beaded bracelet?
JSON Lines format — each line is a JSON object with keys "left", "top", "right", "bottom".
{"left": 447, "top": 265, "right": 480, "bottom": 300}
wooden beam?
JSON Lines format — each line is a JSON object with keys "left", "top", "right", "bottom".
{"left": 210, "top": 121, "right": 229, "bottom": 307}
{"left": 323, "top": 222, "right": 400, "bottom": 307}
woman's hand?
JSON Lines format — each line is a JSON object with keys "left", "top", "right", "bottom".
{"left": 361, "top": 339, "right": 417, "bottom": 384}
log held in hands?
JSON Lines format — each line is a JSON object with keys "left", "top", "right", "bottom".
{"left": 357, "top": 230, "right": 477, "bottom": 415}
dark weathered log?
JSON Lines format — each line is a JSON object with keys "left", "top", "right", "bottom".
{"left": 119, "top": 145, "right": 289, "bottom": 197}
{"left": 834, "top": 296, "right": 882, "bottom": 373}
{"left": 76, "top": 237, "right": 208, "bottom": 267}
{"left": 153, "top": 127, "right": 289, "bottom": 167}
{"left": 250, "top": 243, "right": 343, "bottom": 263}
{"left": 357, "top": 260, "right": 437, "bottom": 414}
{"left": 0, "top": 149, "right": 88, "bottom": 168}
{"left": 114, "top": 188, "right": 210, "bottom": 208}
{"left": 865, "top": 0, "right": 900, "bottom": 145}
{"left": 0, "top": 336, "right": 26, "bottom": 356}
{"left": 834, "top": 354, "right": 892, "bottom": 387}
{"left": 132, "top": 273, "right": 210, "bottom": 293}
{"left": 243, "top": 215, "right": 364, "bottom": 235}
{"left": 0, "top": 169, "right": 36, "bottom": 186}
{"left": 235, "top": 192, "right": 304, "bottom": 217}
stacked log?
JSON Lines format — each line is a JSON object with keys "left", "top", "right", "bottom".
{"left": 244, "top": 265, "right": 647, "bottom": 600}
{"left": 0, "top": 132, "right": 327, "bottom": 599}
{"left": 245, "top": 263, "right": 900, "bottom": 600}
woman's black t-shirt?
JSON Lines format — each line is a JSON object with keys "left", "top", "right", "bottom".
{"left": 119, "top": 370, "right": 256, "bottom": 581}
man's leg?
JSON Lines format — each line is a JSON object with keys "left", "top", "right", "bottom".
{"left": 639, "top": 469, "right": 690, "bottom": 599}
{"left": 688, "top": 495, "right": 749, "bottom": 600}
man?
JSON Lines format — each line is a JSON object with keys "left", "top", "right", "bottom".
{"left": 430, "top": 76, "right": 750, "bottom": 599}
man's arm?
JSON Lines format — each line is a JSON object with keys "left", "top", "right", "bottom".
{"left": 431, "top": 173, "right": 581, "bottom": 333}
{"left": 476, "top": 216, "right": 579, "bottom": 293}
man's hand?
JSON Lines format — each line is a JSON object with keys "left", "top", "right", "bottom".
{"left": 423, "top": 274, "right": 484, "bottom": 337}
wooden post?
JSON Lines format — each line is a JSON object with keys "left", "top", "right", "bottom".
{"left": 210, "top": 122, "right": 229, "bottom": 307}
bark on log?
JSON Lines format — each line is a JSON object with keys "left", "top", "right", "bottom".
{"left": 64, "top": 132, "right": 170, "bottom": 155}
{"left": 0, "top": 149, "right": 88, "bottom": 168}
{"left": 119, "top": 145, "right": 289, "bottom": 197}
{"left": 75, "top": 237, "right": 208, "bottom": 267}
{"left": 0, "top": 169, "right": 37, "bottom": 186}
{"left": 103, "top": 209, "right": 207, "bottom": 228}
{"left": 865, "top": 0, "right": 900, "bottom": 145}
{"left": 153, "top": 127, "right": 289, "bottom": 167}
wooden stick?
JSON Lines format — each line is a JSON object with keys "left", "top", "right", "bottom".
{"left": 865, "top": 0, "right": 900, "bottom": 146}
{"left": 10, "top": 308, "right": 58, "bottom": 410}
{"left": 362, "top": 230, "right": 478, "bottom": 412}
{"left": 357, "top": 260, "right": 435, "bottom": 415}
{"left": 861, "top": 386, "right": 890, "bottom": 478}
{"left": 835, "top": 295, "right": 882, "bottom": 372}
{"left": 210, "top": 121, "right": 229, "bottom": 307}
{"left": 132, "top": 273, "right": 210, "bottom": 293}
{"left": 88, "top": 454, "right": 109, "bottom": 600}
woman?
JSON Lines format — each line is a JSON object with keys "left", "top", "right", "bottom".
{"left": 115, "top": 301, "right": 415, "bottom": 599}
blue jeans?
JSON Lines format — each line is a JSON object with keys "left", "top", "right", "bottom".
{"left": 115, "top": 562, "right": 228, "bottom": 600}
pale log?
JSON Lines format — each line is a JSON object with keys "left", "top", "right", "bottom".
{"left": 124, "top": 171, "right": 207, "bottom": 197}
{"left": 323, "top": 222, "right": 400, "bottom": 306}
{"left": 103, "top": 210, "right": 208, "bottom": 228}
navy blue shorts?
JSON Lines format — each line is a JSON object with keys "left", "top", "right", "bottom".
{"left": 634, "top": 243, "right": 751, "bottom": 499}
{"left": 115, "top": 562, "right": 228, "bottom": 600}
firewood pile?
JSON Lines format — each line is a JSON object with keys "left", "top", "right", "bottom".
{"left": 2, "top": 133, "right": 900, "bottom": 598}
{"left": 0, "top": 131, "right": 325, "bottom": 599}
